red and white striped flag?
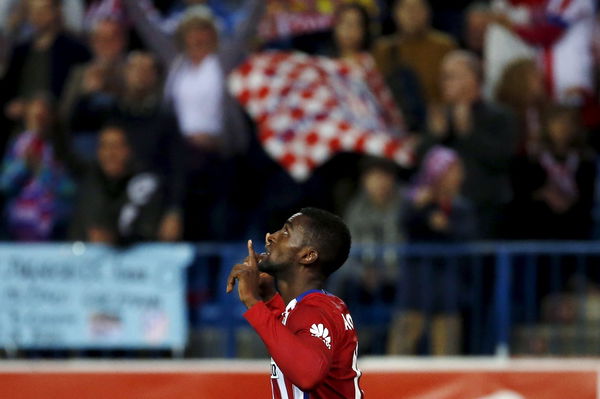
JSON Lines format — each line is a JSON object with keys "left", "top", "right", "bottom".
{"left": 229, "top": 51, "right": 415, "bottom": 181}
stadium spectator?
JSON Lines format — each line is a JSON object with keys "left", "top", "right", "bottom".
{"left": 312, "top": 3, "right": 407, "bottom": 218}
{"left": 373, "top": 0, "right": 457, "bottom": 104}
{"left": 326, "top": 2, "right": 423, "bottom": 133}
{"left": 341, "top": 157, "right": 406, "bottom": 301}
{"left": 139, "top": 0, "right": 253, "bottom": 40}
{"left": 485, "top": 0, "right": 596, "bottom": 105}
{"left": 123, "top": 0, "right": 265, "bottom": 170}
{"left": 146, "top": 0, "right": 211, "bottom": 35}
{"left": 110, "top": 51, "right": 185, "bottom": 242}
{"left": 419, "top": 50, "right": 517, "bottom": 238}
{"left": 0, "top": 93, "right": 74, "bottom": 241}
{"left": 164, "top": 11, "right": 224, "bottom": 152}
{"left": 123, "top": 0, "right": 263, "bottom": 75}
{"left": 61, "top": 17, "right": 128, "bottom": 159}
{"left": 388, "top": 146, "right": 475, "bottom": 355}
{"left": 325, "top": 2, "right": 372, "bottom": 59}
{"left": 339, "top": 157, "right": 406, "bottom": 352}
{"left": 329, "top": 2, "right": 407, "bottom": 132}
{"left": 70, "top": 124, "right": 167, "bottom": 244}
{"left": 510, "top": 104, "right": 596, "bottom": 239}
{"left": 495, "top": 58, "right": 547, "bottom": 155}
{"left": 161, "top": 10, "right": 229, "bottom": 240}
{"left": 403, "top": 146, "right": 477, "bottom": 241}
{"left": 119, "top": 0, "right": 238, "bottom": 38}
{"left": 0, "top": 0, "right": 90, "bottom": 124}
{"left": 0, "top": 0, "right": 85, "bottom": 40}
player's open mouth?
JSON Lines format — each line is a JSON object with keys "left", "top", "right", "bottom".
{"left": 258, "top": 252, "right": 269, "bottom": 264}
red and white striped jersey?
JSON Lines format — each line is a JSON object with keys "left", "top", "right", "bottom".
{"left": 244, "top": 290, "right": 364, "bottom": 399}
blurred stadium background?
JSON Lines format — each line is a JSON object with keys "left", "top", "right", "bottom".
{"left": 1, "top": 0, "right": 600, "bottom": 398}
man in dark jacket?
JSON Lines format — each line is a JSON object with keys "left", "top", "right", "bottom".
{"left": 109, "top": 52, "right": 186, "bottom": 242}
{"left": 1, "top": 0, "right": 90, "bottom": 124}
{"left": 419, "top": 50, "right": 517, "bottom": 238}
{"left": 70, "top": 124, "right": 166, "bottom": 244}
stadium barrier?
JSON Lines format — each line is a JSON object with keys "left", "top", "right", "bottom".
{"left": 191, "top": 242, "right": 600, "bottom": 357}
{"left": 0, "top": 358, "right": 599, "bottom": 399}
{"left": 1, "top": 242, "right": 600, "bottom": 358}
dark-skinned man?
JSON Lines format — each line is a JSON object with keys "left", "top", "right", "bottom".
{"left": 227, "top": 207, "right": 364, "bottom": 399}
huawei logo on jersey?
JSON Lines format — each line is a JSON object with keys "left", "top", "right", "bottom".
{"left": 310, "top": 323, "right": 332, "bottom": 349}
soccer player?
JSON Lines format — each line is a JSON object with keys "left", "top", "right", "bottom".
{"left": 227, "top": 207, "right": 364, "bottom": 398}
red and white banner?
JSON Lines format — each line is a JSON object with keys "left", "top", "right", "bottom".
{"left": 259, "top": 0, "right": 379, "bottom": 40}
{"left": 229, "top": 51, "right": 414, "bottom": 181}
{"left": 1, "top": 359, "right": 598, "bottom": 399}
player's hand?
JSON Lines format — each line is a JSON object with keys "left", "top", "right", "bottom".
{"left": 243, "top": 237, "right": 276, "bottom": 301}
{"left": 226, "top": 240, "right": 262, "bottom": 309}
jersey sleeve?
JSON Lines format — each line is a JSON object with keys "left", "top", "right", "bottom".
{"left": 264, "top": 293, "right": 285, "bottom": 313}
{"left": 244, "top": 300, "right": 337, "bottom": 391}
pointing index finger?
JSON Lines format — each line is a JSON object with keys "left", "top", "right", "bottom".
{"left": 247, "top": 239, "right": 257, "bottom": 267}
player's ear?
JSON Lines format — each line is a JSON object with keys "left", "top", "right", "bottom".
{"left": 298, "top": 247, "right": 318, "bottom": 266}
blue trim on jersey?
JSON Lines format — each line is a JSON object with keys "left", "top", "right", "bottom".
{"left": 304, "top": 392, "right": 310, "bottom": 399}
{"left": 295, "top": 289, "right": 335, "bottom": 303}
{"left": 295, "top": 289, "right": 323, "bottom": 303}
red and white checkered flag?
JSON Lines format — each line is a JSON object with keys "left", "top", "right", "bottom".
{"left": 229, "top": 51, "right": 415, "bottom": 181}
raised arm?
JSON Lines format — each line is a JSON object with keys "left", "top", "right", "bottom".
{"left": 244, "top": 302, "right": 334, "bottom": 391}
{"left": 218, "top": 0, "right": 266, "bottom": 74}
{"left": 226, "top": 240, "right": 333, "bottom": 390}
{"left": 121, "top": 0, "right": 178, "bottom": 68}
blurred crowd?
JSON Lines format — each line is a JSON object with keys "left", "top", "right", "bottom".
{"left": 1, "top": 0, "right": 598, "bottom": 246}
{"left": 0, "top": 0, "right": 599, "bottom": 356}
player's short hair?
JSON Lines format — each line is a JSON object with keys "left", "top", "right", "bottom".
{"left": 299, "top": 207, "right": 352, "bottom": 278}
